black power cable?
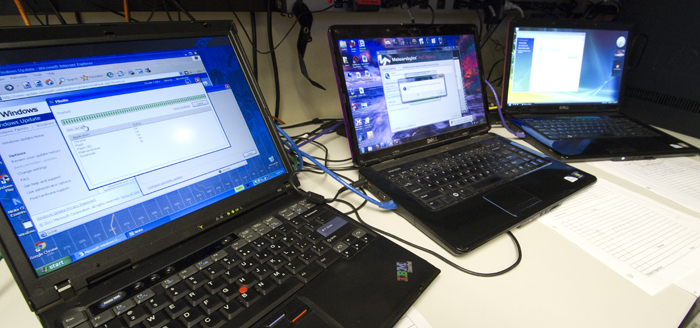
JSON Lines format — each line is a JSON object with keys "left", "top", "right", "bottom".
{"left": 46, "top": 0, "right": 67, "bottom": 24}
{"left": 170, "top": 0, "right": 195, "bottom": 21}
{"left": 250, "top": 12, "right": 258, "bottom": 79}
{"left": 267, "top": 0, "right": 281, "bottom": 119}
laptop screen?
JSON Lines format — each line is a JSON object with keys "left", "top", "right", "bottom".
{"left": 336, "top": 34, "right": 487, "bottom": 154}
{"left": 505, "top": 26, "right": 629, "bottom": 107}
{"left": 0, "top": 36, "right": 285, "bottom": 277}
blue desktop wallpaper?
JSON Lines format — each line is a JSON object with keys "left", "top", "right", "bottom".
{"left": 337, "top": 35, "right": 487, "bottom": 153}
{"left": 507, "top": 28, "right": 628, "bottom": 106}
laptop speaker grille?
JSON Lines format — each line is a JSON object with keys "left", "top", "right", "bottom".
{"left": 625, "top": 86, "right": 700, "bottom": 114}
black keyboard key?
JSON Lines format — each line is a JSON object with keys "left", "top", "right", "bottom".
{"left": 165, "top": 299, "right": 191, "bottom": 320}
{"left": 103, "top": 319, "right": 129, "bottom": 328}
{"left": 236, "top": 287, "right": 261, "bottom": 308}
{"left": 203, "top": 262, "right": 225, "bottom": 280}
{"left": 295, "top": 262, "right": 324, "bottom": 284}
{"left": 166, "top": 283, "right": 189, "bottom": 302}
{"left": 204, "top": 277, "right": 227, "bottom": 295}
{"left": 236, "top": 272, "right": 258, "bottom": 288}
{"left": 267, "top": 243, "right": 286, "bottom": 255}
{"left": 310, "top": 243, "right": 329, "bottom": 256}
{"left": 316, "top": 251, "right": 341, "bottom": 268}
{"left": 219, "top": 302, "right": 244, "bottom": 320}
{"left": 113, "top": 299, "right": 137, "bottom": 316}
{"left": 122, "top": 305, "right": 149, "bottom": 327}
{"left": 91, "top": 311, "right": 116, "bottom": 327}
{"left": 281, "top": 248, "right": 298, "bottom": 261}
{"left": 62, "top": 311, "right": 88, "bottom": 328}
{"left": 185, "top": 272, "right": 207, "bottom": 290}
{"left": 218, "top": 256, "right": 240, "bottom": 270}
{"left": 221, "top": 268, "right": 244, "bottom": 284}
{"left": 200, "top": 295, "right": 224, "bottom": 315}
{"left": 141, "top": 311, "right": 170, "bottom": 328}
{"left": 254, "top": 278, "right": 277, "bottom": 296}
{"left": 294, "top": 240, "right": 311, "bottom": 252}
{"left": 218, "top": 285, "right": 240, "bottom": 303}
{"left": 285, "top": 259, "right": 306, "bottom": 274}
{"left": 179, "top": 306, "right": 205, "bottom": 328}
{"left": 185, "top": 290, "right": 207, "bottom": 307}
{"left": 251, "top": 238, "right": 269, "bottom": 251}
{"left": 252, "top": 265, "right": 271, "bottom": 280}
{"left": 266, "top": 255, "right": 288, "bottom": 270}
{"left": 238, "top": 260, "right": 258, "bottom": 273}
{"left": 254, "top": 249, "right": 272, "bottom": 264}
{"left": 297, "top": 251, "right": 317, "bottom": 265}
{"left": 279, "top": 235, "right": 299, "bottom": 247}
{"left": 145, "top": 294, "right": 171, "bottom": 314}
{"left": 269, "top": 270, "right": 291, "bottom": 285}
{"left": 199, "top": 312, "right": 226, "bottom": 328}
{"left": 236, "top": 245, "right": 254, "bottom": 260}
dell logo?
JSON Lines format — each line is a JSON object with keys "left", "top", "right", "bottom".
{"left": 427, "top": 137, "right": 438, "bottom": 144}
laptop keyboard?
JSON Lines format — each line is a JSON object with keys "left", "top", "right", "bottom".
{"left": 520, "top": 117, "right": 658, "bottom": 140}
{"left": 60, "top": 201, "right": 375, "bottom": 328}
{"left": 385, "top": 138, "right": 548, "bottom": 210}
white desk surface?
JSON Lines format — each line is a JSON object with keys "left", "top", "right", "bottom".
{"left": 2, "top": 126, "right": 699, "bottom": 328}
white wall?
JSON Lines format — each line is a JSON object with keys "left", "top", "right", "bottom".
{"left": 1, "top": 10, "right": 509, "bottom": 125}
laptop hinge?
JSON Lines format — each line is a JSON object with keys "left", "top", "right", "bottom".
{"left": 363, "top": 158, "right": 381, "bottom": 166}
{"left": 54, "top": 280, "right": 76, "bottom": 301}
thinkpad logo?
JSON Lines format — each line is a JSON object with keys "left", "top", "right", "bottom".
{"left": 396, "top": 261, "right": 413, "bottom": 282}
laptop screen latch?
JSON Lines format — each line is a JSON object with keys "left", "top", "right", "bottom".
{"left": 55, "top": 280, "right": 76, "bottom": 301}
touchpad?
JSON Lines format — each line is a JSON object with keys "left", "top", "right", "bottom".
{"left": 484, "top": 186, "right": 541, "bottom": 216}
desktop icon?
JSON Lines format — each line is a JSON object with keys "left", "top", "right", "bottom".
{"left": 34, "top": 80, "right": 43, "bottom": 87}
{"left": 412, "top": 38, "right": 417, "bottom": 45}
{"left": 359, "top": 87, "right": 364, "bottom": 94}
{"left": 4, "top": 84, "right": 14, "bottom": 91}
{"left": 117, "top": 70, "right": 124, "bottom": 77}
{"left": 1, "top": 174, "right": 9, "bottom": 184}
{"left": 419, "top": 38, "right": 424, "bottom": 45}
{"left": 22, "top": 82, "right": 31, "bottom": 89}
{"left": 365, "top": 71, "right": 370, "bottom": 77}
{"left": 343, "top": 57, "right": 349, "bottom": 65}
{"left": 352, "top": 56, "right": 360, "bottom": 63}
{"left": 367, "top": 131, "right": 374, "bottom": 139}
{"left": 367, "top": 146, "right": 372, "bottom": 152}
{"left": 359, "top": 39, "right": 365, "bottom": 47}
{"left": 339, "top": 40, "right": 347, "bottom": 50}
{"left": 438, "top": 37, "right": 443, "bottom": 44}
{"left": 34, "top": 241, "right": 46, "bottom": 251}
{"left": 392, "top": 39, "right": 398, "bottom": 46}
{"left": 350, "top": 40, "right": 356, "bottom": 48}
{"left": 352, "top": 103, "right": 359, "bottom": 110}
{"left": 346, "top": 72, "right": 353, "bottom": 80}
{"left": 356, "top": 72, "right": 362, "bottom": 79}
{"left": 44, "top": 79, "right": 54, "bottom": 86}
{"left": 361, "top": 103, "right": 368, "bottom": 109}
{"left": 355, "top": 118, "right": 362, "bottom": 126}
{"left": 362, "top": 55, "right": 368, "bottom": 63}
{"left": 350, "top": 88, "right": 355, "bottom": 95}
{"left": 431, "top": 38, "right": 436, "bottom": 44}
{"left": 399, "top": 39, "right": 405, "bottom": 45}
{"left": 385, "top": 39, "right": 392, "bottom": 46}
{"left": 365, "top": 117, "right": 370, "bottom": 124}
{"left": 21, "top": 220, "right": 33, "bottom": 229}
{"left": 384, "top": 73, "right": 391, "bottom": 79}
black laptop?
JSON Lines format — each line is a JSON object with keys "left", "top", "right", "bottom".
{"left": 500, "top": 18, "right": 700, "bottom": 162}
{"left": 0, "top": 21, "right": 440, "bottom": 328}
{"left": 328, "top": 24, "right": 597, "bottom": 255}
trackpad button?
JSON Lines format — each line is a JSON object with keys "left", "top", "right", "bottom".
{"left": 484, "top": 186, "right": 541, "bottom": 217}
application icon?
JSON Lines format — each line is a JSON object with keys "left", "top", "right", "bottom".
{"left": 145, "top": 68, "right": 151, "bottom": 73}
{"left": 365, "top": 71, "right": 370, "bottom": 77}
{"left": 136, "top": 69, "right": 143, "bottom": 74}
{"left": 419, "top": 38, "right": 424, "bottom": 45}
{"left": 392, "top": 39, "right": 398, "bottom": 46}
{"left": 22, "top": 220, "right": 33, "bottom": 229}
{"left": 385, "top": 39, "right": 392, "bottom": 46}
{"left": 375, "top": 144, "right": 380, "bottom": 150}
{"left": 359, "top": 39, "right": 365, "bottom": 47}
{"left": 339, "top": 40, "right": 347, "bottom": 50}
{"left": 183, "top": 71, "right": 189, "bottom": 75}
{"left": 352, "top": 56, "right": 360, "bottom": 63}
{"left": 350, "top": 40, "right": 356, "bottom": 48}
{"left": 361, "top": 103, "right": 368, "bottom": 109}
{"left": 45, "top": 79, "right": 54, "bottom": 86}
{"left": 4, "top": 84, "right": 14, "bottom": 91}
{"left": 381, "top": 142, "right": 386, "bottom": 148}
{"left": 58, "top": 77, "right": 66, "bottom": 84}
{"left": 117, "top": 70, "right": 124, "bottom": 77}
{"left": 81, "top": 75, "right": 88, "bottom": 81}
{"left": 438, "top": 37, "right": 443, "bottom": 44}
{"left": 367, "top": 146, "right": 372, "bottom": 152}
{"left": 106, "top": 72, "right": 114, "bottom": 78}
{"left": 342, "top": 57, "right": 349, "bottom": 65}
{"left": 34, "top": 241, "right": 46, "bottom": 251}
{"left": 352, "top": 103, "right": 359, "bottom": 110}
{"left": 34, "top": 80, "right": 43, "bottom": 87}
{"left": 412, "top": 38, "right": 417, "bottom": 45}
{"left": 367, "top": 131, "right": 374, "bottom": 139}
{"left": 365, "top": 117, "right": 370, "bottom": 124}
{"left": 431, "top": 37, "right": 436, "bottom": 44}
{"left": 362, "top": 55, "right": 368, "bottom": 63}
{"left": 350, "top": 88, "right": 355, "bottom": 95}
{"left": 399, "top": 39, "right": 405, "bottom": 45}
{"left": 384, "top": 73, "right": 391, "bottom": 79}
{"left": 128, "top": 70, "right": 135, "bottom": 75}
{"left": 346, "top": 72, "right": 353, "bottom": 80}
{"left": 394, "top": 139, "right": 400, "bottom": 145}
{"left": 22, "top": 82, "right": 31, "bottom": 89}
{"left": 195, "top": 77, "right": 201, "bottom": 82}
{"left": 356, "top": 72, "right": 362, "bottom": 79}
{"left": 359, "top": 87, "right": 364, "bottom": 94}
{"left": 360, "top": 148, "right": 365, "bottom": 154}
{"left": 355, "top": 118, "right": 362, "bottom": 126}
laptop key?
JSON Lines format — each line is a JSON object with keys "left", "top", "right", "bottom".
{"left": 90, "top": 310, "right": 116, "bottom": 327}
{"left": 113, "top": 299, "right": 137, "bottom": 316}
{"left": 219, "top": 302, "right": 244, "bottom": 320}
{"left": 179, "top": 306, "right": 205, "bottom": 328}
{"left": 141, "top": 311, "right": 169, "bottom": 328}
{"left": 166, "top": 283, "right": 189, "bottom": 302}
{"left": 165, "top": 299, "right": 191, "bottom": 320}
{"left": 62, "top": 311, "right": 88, "bottom": 328}
{"left": 199, "top": 312, "right": 226, "bottom": 328}
{"left": 122, "top": 305, "right": 149, "bottom": 327}
{"left": 145, "top": 294, "right": 171, "bottom": 314}
{"left": 200, "top": 294, "right": 224, "bottom": 315}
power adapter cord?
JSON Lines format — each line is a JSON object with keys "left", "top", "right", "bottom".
{"left": 484, "top": 79, "right": 525, "bottom": 138}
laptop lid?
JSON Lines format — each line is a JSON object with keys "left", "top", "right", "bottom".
{"left": 501, "top": 18, "right": 632, "bottom": 115}
{"left": 328, "top": 24, "right": 491, "bottom": 167}
{"left": 0, "top": 21, "right": 292, "bottom": 311}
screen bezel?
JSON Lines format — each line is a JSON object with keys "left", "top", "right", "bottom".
{"left": 0, "top": 21, "right": 293, "bottom": 311}
{"left": 500, "top": 18, "right": 634, "bottom": 115}
{"left": 328, "top": 24, "right": 491, "bottom": 167}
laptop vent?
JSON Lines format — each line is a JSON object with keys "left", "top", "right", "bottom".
{"left": 625, "top": 86, "right": 700, "bottom": 114}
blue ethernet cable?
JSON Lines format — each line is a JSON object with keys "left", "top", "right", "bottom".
{"left": 484, "top": 79, "right": 525, "bottom": 138}
{"left": 276, "top": 123, "right": 303, "bottom": 171}
{"left": 276, "top": 125, "right": 397, "bottom": 210}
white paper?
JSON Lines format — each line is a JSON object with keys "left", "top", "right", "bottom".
{"left": 393, "top": 306, "right": 434, "bottom": 328}
{"left": 589, "top": 157, "right": 700, "bottom": 214}
{"left": 541, "top": 179, "right": 700, "bottom": 295}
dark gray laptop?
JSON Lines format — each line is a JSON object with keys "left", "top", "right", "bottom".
{"left": 0, "top": 21, "right": 439, "bottom": 328}
{"left": 500, "top": 18, "right": 700, "bottom": 162}
{"left": 329, "top": 24, "right": 597, "bottom": 255}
